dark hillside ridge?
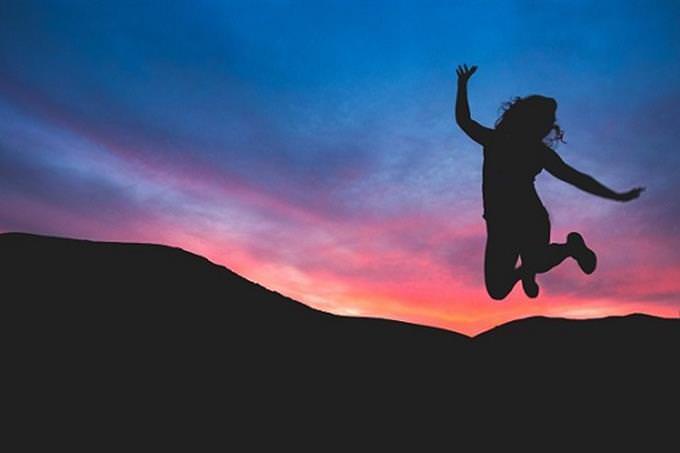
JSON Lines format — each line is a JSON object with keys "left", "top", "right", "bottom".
{"left": 2, "top": 232, "right": 677, "bottom": 442}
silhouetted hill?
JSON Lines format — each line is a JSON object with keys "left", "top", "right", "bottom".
{"left": 0, "top": 231, "right": 469, "bottom": 358}
{"left": 2, "top": 232, "right": 677, "bottom": 445}
{"left": 478, "top": 312, "right": 676, "bottom": 345}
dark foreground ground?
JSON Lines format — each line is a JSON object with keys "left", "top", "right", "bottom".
{"left": 2, "top": 232, "right": 677, "bottom": 447}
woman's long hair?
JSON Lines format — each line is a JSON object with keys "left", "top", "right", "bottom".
{"left": 495, "top": 95, "right": 565, "bottom": 146}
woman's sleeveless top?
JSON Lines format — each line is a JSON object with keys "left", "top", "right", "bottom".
{"left": 482, "top": 134, "right": 548, "bottom": 221}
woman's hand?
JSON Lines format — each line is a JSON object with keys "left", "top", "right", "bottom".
{"left": 456, "top": 64, "right": 478, "bottom": 84}
{"left": 617, "top": 187, "right": 645, "bottom": 202}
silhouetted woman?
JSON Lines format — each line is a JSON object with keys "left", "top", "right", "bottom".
{"left": 455, "top": 64, "right": 644, "bottom": 299}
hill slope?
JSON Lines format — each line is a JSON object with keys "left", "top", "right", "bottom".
{"left": 0, "top": 231, "right": 469, "bottom": 354}
{"left": 1, "top": 232, "right": 678, "bottom": 444}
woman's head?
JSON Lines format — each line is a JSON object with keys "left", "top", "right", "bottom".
{"left": 495, "top": 95, "right": 565, "bottom": 145}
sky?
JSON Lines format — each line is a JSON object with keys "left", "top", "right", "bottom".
{"left": 1, "top": 0, "right": 679, "bottom": 335}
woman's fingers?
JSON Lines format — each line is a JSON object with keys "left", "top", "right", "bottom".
{"left": 456, "top": 64, "right": 478, "bottom": 79}
{"left": 623, "top": 187, "right": 645, "bottom": 201}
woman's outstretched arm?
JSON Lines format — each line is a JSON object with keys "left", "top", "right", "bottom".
{"left": 455, "top": 64, "right": 493, "bottom": 146}
{"left": 544, "top": 148, "right": 644, "bottom": 201}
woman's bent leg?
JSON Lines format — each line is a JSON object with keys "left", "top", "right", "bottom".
{"left": 484, "top": 221, "right": 521, "bottom": 300}
{"left": 527, "top": 244, "right": 571, "bottom": 274}
{"left": 520, "top": 212, "right": 576, "bottom": 275}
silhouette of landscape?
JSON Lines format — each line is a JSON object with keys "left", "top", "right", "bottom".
{"left": 2, "top": 232, "right": 677, "bottom": 442}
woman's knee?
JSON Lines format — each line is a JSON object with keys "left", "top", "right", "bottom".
{"left": 485, "top": 279, "right": 513, "bottom": 300}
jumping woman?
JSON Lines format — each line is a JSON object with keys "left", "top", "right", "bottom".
{"left": 455, "top": 64, "right": 644, "bottom": 300}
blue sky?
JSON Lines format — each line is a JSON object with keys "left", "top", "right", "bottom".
{"left": 1, "top": 1, "right": 679, "bottom": 333}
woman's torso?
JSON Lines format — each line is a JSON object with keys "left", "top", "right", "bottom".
{"left": 482, "top": 133, "right": 548, "bottom": 221}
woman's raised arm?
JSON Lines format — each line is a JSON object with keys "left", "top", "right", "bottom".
{"left": 455, "top": 64, "right": 493, "bottom": 146}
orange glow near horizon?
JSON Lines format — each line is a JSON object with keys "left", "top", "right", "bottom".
{"left": 141, "top": 220, "right": 680, "bottom": 336}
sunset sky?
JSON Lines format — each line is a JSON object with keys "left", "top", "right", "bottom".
{"left": 1, "top": 1, "right": 679, "bottom": 334}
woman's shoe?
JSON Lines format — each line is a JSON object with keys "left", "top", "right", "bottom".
{"left": 567, "top": 232, "right": 597, "bottom": 274}
{"left": 521, "top": 274, "right": 540, "bottom": 298}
